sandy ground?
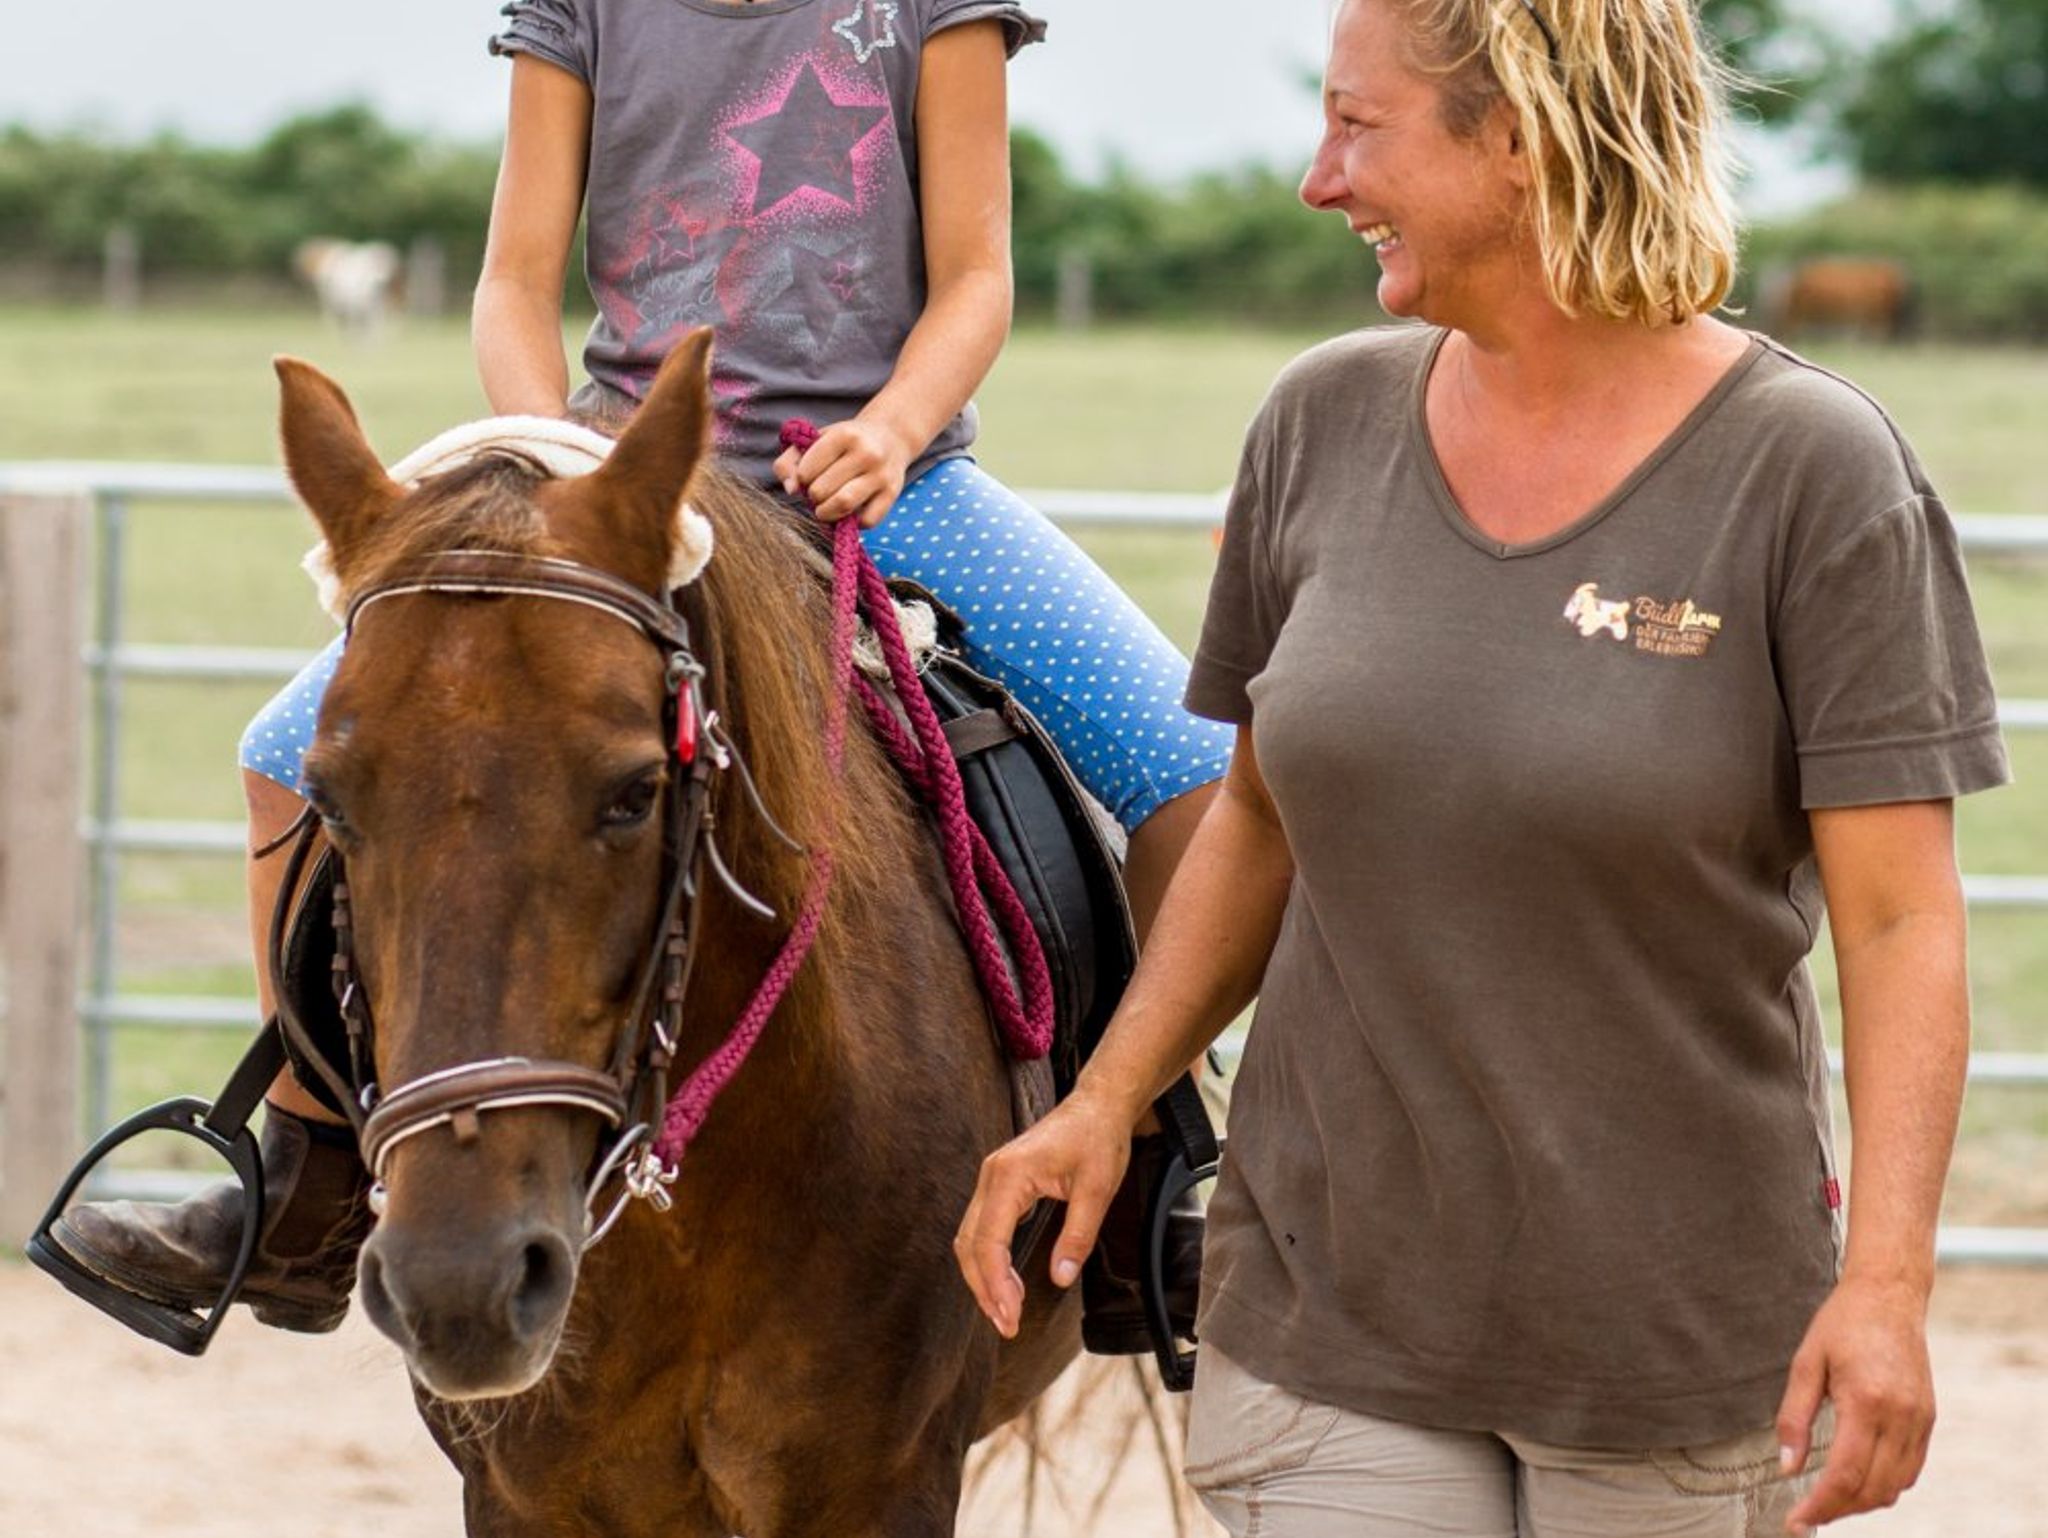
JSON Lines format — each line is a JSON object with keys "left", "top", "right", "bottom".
{"left": 0, "top": 1262, "right": 2043, "bottom": 1538}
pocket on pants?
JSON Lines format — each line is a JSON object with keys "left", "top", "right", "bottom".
{"left": 1646, "top": 1408, "right": 1833, "bottom": 1497}
{"left": 1183, "top": 1346, "right": 1344, "bottom": 1491}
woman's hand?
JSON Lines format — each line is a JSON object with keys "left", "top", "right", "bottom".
{"left": 1776, "top": 1272, "right": 1936, "bottom": 1531}
{"left": 774, "top": 416, "right": 913, "bottom": 527}
{"left": 953, "top": 1088, "right": 1136, "bottom": 1338}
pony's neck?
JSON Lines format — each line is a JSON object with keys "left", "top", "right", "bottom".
{"left": 674, "top": 491, "right": 873, "bottom": 1120}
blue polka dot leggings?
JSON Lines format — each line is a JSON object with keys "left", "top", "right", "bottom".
{"left": 240, "top": 455, "right": 1233, "bottom": 833}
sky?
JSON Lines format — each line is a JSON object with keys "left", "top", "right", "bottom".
{"left": 5, "top": 1, "right": 1335, "bottom": 175}
{"left": 4, "top": 0, "right": 1845, "bottom": 211}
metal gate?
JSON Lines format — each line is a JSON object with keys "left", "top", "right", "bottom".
{"left": 3, "top": 466, "right": 2045, "bottom": 1262}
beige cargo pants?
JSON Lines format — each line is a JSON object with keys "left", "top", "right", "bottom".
{"left": 1185, "top": 1347, "right": 1830, "bottom": 1538}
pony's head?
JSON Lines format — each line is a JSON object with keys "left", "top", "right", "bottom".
{"left": 275, "top": 335, "right": 731, "bottom": 1399}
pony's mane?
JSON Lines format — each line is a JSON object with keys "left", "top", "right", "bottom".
{"left": 353, "top": 452, "right": 912, "bottom": 939}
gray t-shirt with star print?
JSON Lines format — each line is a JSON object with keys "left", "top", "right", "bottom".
{"left": 1186, "top": 324, "right": 2008, "bottom": 1449}
{"left": 492, "top": 0, "right": 1042, "bottom": 485}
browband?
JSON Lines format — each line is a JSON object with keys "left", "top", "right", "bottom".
{"left": 345, "top": 550, "right": 697, "bottom": 655}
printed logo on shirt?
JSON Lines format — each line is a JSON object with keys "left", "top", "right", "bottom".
{"left": 833, "top": 0, "right": 901, "bottom": 64}
{"left": 1562, "top": 582, "right": 1723, "bottom": 659}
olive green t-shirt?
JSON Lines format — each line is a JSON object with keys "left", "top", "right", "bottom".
{"left": 1186, "top": 325, "right": 2009, "bottom": 1449}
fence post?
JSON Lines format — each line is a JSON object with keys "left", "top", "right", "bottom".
{"left": 1056, "top": 247, "right": 1095, "bottom": 332}
{"left": 406, "top": 237, "right": 447, "bottom": 319}
{"left": 103, "top": 225, "right": 141, "bottom": 313}
{"left": 0, "top": 493, "right": 88, "bottom": 1245}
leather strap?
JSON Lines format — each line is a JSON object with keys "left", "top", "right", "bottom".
{"left": 200, "top": 1022, "right": 290, "bottom": 1141}
{"left": 1153, "top": 1072, "right": 1220, "bottom": 1171}
{"left": 361, "top": 1058, "right": 628, "bottom": 1180}
{"left": 268, "top": 817, "right": 369, "bottom": 1137}
{"left": 346, "top": 551, "right": 695, "bottom": 655}
{"left": 942, "top": 707, "right": 1024, "bottom": 761}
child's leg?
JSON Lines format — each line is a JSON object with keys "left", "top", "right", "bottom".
{"left": 239, "top": 638, "right": 347, "bottom": 1120}
{"left": 864, "top": 458, "right": 1232, "bottom": 942}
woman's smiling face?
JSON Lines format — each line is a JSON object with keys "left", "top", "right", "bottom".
{"left": 1299, "top": 0, "right": 1529, "bottom": 328}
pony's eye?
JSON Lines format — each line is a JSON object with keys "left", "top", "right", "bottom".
{"left": 601, "top": 776, "right": 662, "bottom": 829}
{"left": 303, "top": 783, "right": 354, "bottom": 838}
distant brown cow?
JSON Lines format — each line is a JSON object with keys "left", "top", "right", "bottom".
{"left": 1756, "top": 257, "right": 1915, "bottom": 342}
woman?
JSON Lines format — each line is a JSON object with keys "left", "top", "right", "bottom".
{"left": 954, "top": 0, "right": 2008, "bottom": 1531}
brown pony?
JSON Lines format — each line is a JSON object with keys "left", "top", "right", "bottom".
{"left": 1756, "top": 257, "right": 1915, "bottom": 342}
{"left": 274, "top": 332, "right": 1082, "bottom": 1535}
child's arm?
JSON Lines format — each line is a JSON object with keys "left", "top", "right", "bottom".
{"left": 474, "top": 56, "right": 593, "bottom": 418}
{"left": 777, "top": 20, "right": 1014, "bottom": 525}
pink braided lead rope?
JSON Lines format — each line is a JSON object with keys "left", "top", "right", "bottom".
{"left": 651, "top": 422, "right": 1054, "bottom": 1164}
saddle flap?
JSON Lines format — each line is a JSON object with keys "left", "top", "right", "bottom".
{"left": 916, "top": 650, "right": 1139, "bottom": 1096}
{"left": 276, "top": 846, "right": 357, "bottom": 1120}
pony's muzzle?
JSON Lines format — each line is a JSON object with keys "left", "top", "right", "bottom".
{"left": 359, "top": 1220, "right": 579, "bottom": 1399}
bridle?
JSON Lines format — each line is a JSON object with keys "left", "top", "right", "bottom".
{"left": 268, "top": 547, "right": 733, "bottom": 1249}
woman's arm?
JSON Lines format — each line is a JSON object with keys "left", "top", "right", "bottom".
{"left": 473, "top": 55, "right": 592, "bottom": 418}
{"left": 954, "top": 726, "right": 1297, "bottom": 1336}
{"left": 1780, "top": 798, "right": 1968, "bottom": 1529}
{"left": 777, "top": 19, "right": 1013, "bottom": 525}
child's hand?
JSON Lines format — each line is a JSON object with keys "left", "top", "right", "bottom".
{"left": 774, "top": 417, "right": 913, "bottom": 528}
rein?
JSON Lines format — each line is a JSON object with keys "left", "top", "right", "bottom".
{"left": 652, "top": 443, "right": 1058, "bottom": 1161}
{"left": 283, "top": 426, "right": 1054, "bottom": 1247}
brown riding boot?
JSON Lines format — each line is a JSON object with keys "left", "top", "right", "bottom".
{"left": 1080, "top": 1132, "right": 1205, "bottom": 1357}
{"left": 48, "top": 1104, "right": 372, "bottom": 1334}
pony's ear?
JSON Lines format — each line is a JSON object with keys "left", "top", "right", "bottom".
{"left": 274, "top": 356, "right": 401, "bottom": 567}
{"left": 558, "top": 329, "right": 715, "bottom": 593}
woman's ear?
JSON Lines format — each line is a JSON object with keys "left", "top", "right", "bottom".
{"left": 1497, "top": 102, "right": 1532, "bottom": 192}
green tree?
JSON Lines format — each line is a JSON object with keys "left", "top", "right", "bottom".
{"left": 1832, "top": 0, "right": 2048, "bottom": 185}
{"left": 1008, "top": 126, "right": 1085, "bottom": 307}
{"left": 1699, "top": 0, "right": 1831, "bottom": 123}
{"left": 0, "top": 128, "right": 251, "bottom": 272}
{"left": 239, "top": 103, "right": 419, "bottom": 239}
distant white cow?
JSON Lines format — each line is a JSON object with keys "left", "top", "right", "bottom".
{"left": 1562, "top": 582, "right": 1631, "bottom": 641}
{"left": 293, "top": 239, "right": 402, "bottom": 341}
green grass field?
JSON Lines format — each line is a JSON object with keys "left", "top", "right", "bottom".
{"left": 4, "top": 305, "right": 2045, "bottom": 1207}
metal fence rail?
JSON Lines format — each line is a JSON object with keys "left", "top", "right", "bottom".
{"left": 3, "top": 463, "right": 2046, "bottom": 1266}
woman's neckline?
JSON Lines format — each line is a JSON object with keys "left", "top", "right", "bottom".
{"left": 1406, "top": 326, "right": 1767, "bottom": 561}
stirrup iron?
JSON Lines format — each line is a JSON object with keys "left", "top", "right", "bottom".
{"left": 23, "top": 1025, "right": 288, "bottom": 1356}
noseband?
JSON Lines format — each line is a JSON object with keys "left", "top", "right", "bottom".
{"left": 269, "top": 549, "right": 724, "bottom": 1247}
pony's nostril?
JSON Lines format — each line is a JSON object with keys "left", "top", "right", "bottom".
{"left": 356, "top": 1242, "right": 409, "bottom": 1343}
{"left": 507, "top": 1233, "right": 575, "bottom": 1340}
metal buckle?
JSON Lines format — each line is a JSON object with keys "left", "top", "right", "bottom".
{"left": 23, "top": 1097, "right": 266, "bottom": 1357}
{"left": 1140, "top": 1142, "right": 1220, "bottom": 1394}
{"left": 581, "top": 1124, "right": 677, "bottom": 1251}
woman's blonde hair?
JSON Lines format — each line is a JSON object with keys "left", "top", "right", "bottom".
{"left": 1397, "top": 0, "right": 1743, "bottom": 323}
